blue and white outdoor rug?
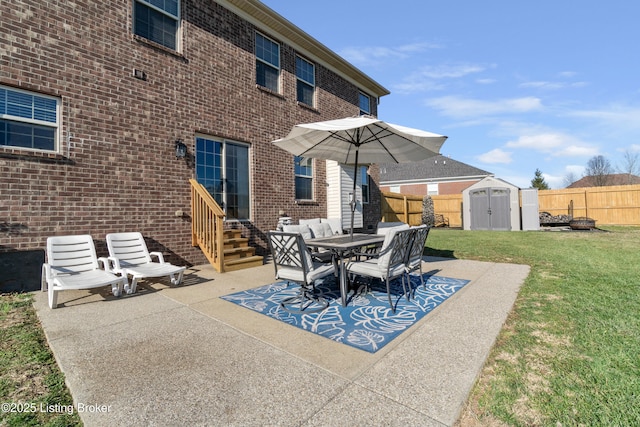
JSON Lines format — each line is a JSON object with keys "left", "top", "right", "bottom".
{"left": 221, "top": 274, "right": 470, "bottom": 353}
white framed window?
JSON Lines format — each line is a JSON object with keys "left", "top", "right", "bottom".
{"left": 0, "top": 85, "right": 60, "bottom": 153}
{"left": 360, "top": 166, "right": 370, "bottom": 204}
{"left": 196, "top": 136, "right": 251, "bottom": 220}
{"left": 359, "top": 92, "right": 371, "bottom": 115}
{"left": 296, "top": 56, "right": 315, "bottom": 106}
{"left": 133, "top": 0, "right": 180, "bottom": 51}
{"left": 256, "top": 32, "right": 280, "bottom": 92}
{"left": 294, "top": 156, "right": 313, "bottom": 200}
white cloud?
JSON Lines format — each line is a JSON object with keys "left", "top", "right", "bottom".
{"left": 339, "top": 42, "right": 439, "bottom": 67}
{"left": 426, "top": 96, "right": 543, "bottom": 118}
{"left": 393, "top": 63, "right": 490, "bottom": 94}
{"left": 394, "top": 80, "right": 446, "bottom": 93}
{"left": 519, "top": 81, "right": 588, "bottom": 90}
{"left": 476, "top": 78, "right": 496, "bottom": 84}
{"left": 565, "top": 164, "right": 586, "bottom": 175}
{"left": 555, "top": 145, "right": 599, "bottom": 157}
{"left": 566, "top": 105, "right": 640, "bottom": 129}
{"left": 505, "top": 133, "right": 598, "bottom": 158}
{"left": 520, "top": 81, "right": 565, "bottom": 90}
{"left": 544, "top": 174, "right": 565, "bottom": 189}
{"left": 413, "top": 64, "right": 486, "bottom": 79}
{"left": 544, "top": 164, "right": 585, "bottom": 189}
{"left": 505, "top": 133, "right": 565, "bottom": 150}
{"left": 477, "top": 148, "right": 512, "bottom": 164}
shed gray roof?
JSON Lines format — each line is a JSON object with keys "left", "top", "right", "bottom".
{"left": 379, "top": 155, "right": 493, "bottom": 183}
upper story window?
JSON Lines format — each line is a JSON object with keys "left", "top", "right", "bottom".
{"left": 296, "top": 56, "right": 315, "bottom": 106}
{"left": 359, "top": 92, "right": 371, "bottom": 115}
{"left": 0, "top": 86, "right": 59, "bottom": 152}
{"left": 294, "top": 156, "right": 313, "bottom": 200}
{"left": 133, "top": 0, "right": 180, "bottom": 51}
{"left": 256, "top": 33, "right": 280, "bottom": 92}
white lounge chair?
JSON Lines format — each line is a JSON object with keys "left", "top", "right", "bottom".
{"left": 106, "top": 232, "right": 186, "bottom": 294}
{"left": 41, "top": 235, "right": 127, "bottom": 309}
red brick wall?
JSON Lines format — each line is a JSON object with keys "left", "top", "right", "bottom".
{"left": 439, "top": 180, "right": 481, "bottom": 194}
{"left": 0, "top": 0, "right": 379, "bottom": 263}
{"left": 381, "top": 179, "right": 482, "bottom": 197}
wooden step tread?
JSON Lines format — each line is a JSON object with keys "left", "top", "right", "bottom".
{"left": 224, "top": 255, "right": 264, "bottom": 271}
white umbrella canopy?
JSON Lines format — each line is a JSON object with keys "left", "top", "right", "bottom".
{"left": 273, "top": 116, "right": 447, "bottom": 165}
{"left": 273, "top": 116, "right": 448, "bottom": 235}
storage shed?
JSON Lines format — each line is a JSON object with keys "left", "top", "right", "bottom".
{"left": 462, "top": 177, "right": 520, "bottom": 230}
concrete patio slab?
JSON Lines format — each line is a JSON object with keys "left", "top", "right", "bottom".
{"left": 33, "top": 256, "right": 530, "bottom": 426}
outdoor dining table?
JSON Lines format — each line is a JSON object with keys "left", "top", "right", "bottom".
{"left": 305, "top": 233, "right": 386, "bottom": 307}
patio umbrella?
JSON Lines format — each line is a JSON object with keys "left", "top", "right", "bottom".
{"left": 273, "top": 116, "right": 447, "bottom": 236}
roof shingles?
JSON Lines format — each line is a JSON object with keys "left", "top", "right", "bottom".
{"left": 379, "top": 155, "right": 492, "bottom": 183}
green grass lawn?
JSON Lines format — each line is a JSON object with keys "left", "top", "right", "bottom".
{"left": 1, "top": 227, "right": 638, "bottom": 426}
{"left": 0, "top": 293, "right": 81, "bottom": 427}
{"left": 425, "top": 227, "right": 640, "bottom": 426}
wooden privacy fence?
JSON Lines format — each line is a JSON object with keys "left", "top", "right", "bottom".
{"left": 381, "top": 192, "right": 463, "bottom": 227}
{"left": 382, "top": 184, "right": 640, "bottom": 227}
{"left": 538, "top": 184, "right": 640, "bottom": 225}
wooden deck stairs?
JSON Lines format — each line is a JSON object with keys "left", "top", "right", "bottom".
{"left": 222, "top": 229, "right": 264, "bottom": 272}
{"left": 190, "top": 179, "right": 263, "bottom": 273}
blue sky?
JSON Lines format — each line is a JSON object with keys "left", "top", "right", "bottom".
{"left": 261, "top": 0, "right": 640, "bottom": 188}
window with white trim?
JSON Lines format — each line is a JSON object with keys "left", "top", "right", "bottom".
{"left": 359, "top": 92, "right": 371, "bottom": 115}
{"left": 0, "top": 86, "right": 59, "bottom": 152}
{"left": 256, "top": 33, "right": 280, "bottom": 92}
{"left": 294, "top": 156, "right": 313, "bottom": 200}
{"left": 296, "top": 56, "right": 315, "bottom": 106}
{"left": 133, "top": 0, "right": 180, "bottom": 51}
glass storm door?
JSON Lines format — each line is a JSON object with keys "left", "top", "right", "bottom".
{"left": 196, "top": 137, "right": 250, "bottom": 220}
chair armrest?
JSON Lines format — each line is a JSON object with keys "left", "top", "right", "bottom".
{"left": 347, "top": 251, "right": 377, "bottom": 263}
{"left": 350, "top": 243, "right": 384, "bottom": 261}
{"left": 104, "top": 256, "right": 122, "bottom": 273}
{"left": 97, "top": 257, "right": 111, "bottom": 271}
{"left": 149, "top": 251, "right": 165, "bottom": 263}
{"left": 41, "top": 263, "right": 52, "bottom": 291}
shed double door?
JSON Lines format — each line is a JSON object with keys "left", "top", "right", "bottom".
{"left": 470, "top": 187, "right": 511, "bottom": 230}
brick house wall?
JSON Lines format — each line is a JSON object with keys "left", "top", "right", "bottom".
{"left": 0, "top": 0, "right": 382, "bottom": 265}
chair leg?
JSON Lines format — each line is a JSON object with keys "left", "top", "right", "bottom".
{"left": 41, "top": 266, "right": 48, "bottom": 292}
{"left": 126, "top": 277, "right": 139, "bottom": 294}
{"left": 420, "top": 265, "right": 427, "bottom": 290}
{"left": 401, "top": 274, "right": 411, "bottom": 303}
{"left": 404, "top": 273, "right": 412, "bottom": 301}
{"left": 171, "top": 270, "right": 184, "bottom": 286}
{"left": 178, "top": 271, "right": 184, "bottom": 285}
{"left": 48, "top": 286, "right": 58, "bottom": 309}
{"left": 385, "top": 277, "right": 395, "bottom": 313}
{"left": 112, "top": 281, "right": 123, "bottom": 298}
{"left": 280, "top": 282, "right": 329, "bottom": 314}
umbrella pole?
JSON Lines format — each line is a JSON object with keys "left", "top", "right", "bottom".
{"left": 349, "top": 148, "right": 359, "bottom": 240}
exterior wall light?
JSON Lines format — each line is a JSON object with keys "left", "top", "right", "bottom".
{"left": 175, "top": 139, "right": 187, "bottom": 159}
